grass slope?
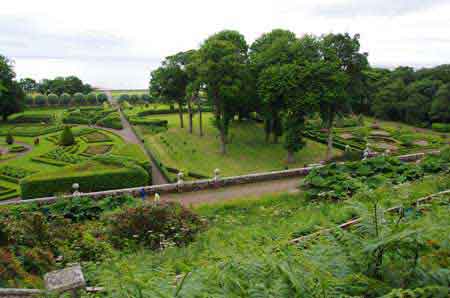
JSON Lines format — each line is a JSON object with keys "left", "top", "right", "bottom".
{"left": 135, "top": 112, "right": 340, "bottom": 177}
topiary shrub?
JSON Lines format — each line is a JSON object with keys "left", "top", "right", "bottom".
{"left": 59, "top": 126, "right": 75, "bottom": 146}
{"left": 97, "top": 93, "right": 108, "bottom": 103}
{"left": 86, "top": 92, "right": 97, "bottom": 105}
{"left": 107, "top": 202, "right": 206, "bottom": 249}
{"left": 6, "top": 133, "right": 14, "bottom": 145}
{"left": 34, "top": 94, "right": 48, "bottom": 106}
{"left": 129, "top": 94, "right": 139, "bottom": 103}
{"left": 119, "top": 94, "right": 130, "bottom": 102}
{"left": 141, "top": 94, "right": 150, "bottom": 102}
{"left": 25, "top": 94, "right": 34, "bottom": 106}
{"left": 47, "top": 93, "right": 59, "bottom": 105}
{"left": 73, "top": 92, "right": 85, "bottom": 105}
{"left": 60, "top": 93, "right": 71, "bottom": 105}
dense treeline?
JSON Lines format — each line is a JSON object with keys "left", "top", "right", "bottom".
{"left": 150, "top": 29, "right": 449, "bottom": 160}
{"left": 150, "top": 30, "right": 368, "bottom": 160}
{"left": 25, "top": 92, "right": 108, "bottom": 106}
{"left": 18, "top": 76, "right": 93, "bottom": 95}
{"left": 365, "top": 65, "right": 450, "bottom": 126}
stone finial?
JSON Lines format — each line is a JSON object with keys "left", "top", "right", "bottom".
{"left": 214, "top": 168, "right": 220, "bottom": 181}
{"left": 44, "top": 264, "right": 85, "bottom": 294}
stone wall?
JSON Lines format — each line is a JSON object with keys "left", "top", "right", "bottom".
{"left": 2, "top": 151, "right": 439, "bottom": 207}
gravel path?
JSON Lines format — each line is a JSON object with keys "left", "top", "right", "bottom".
{"left": 104, "top": 91, "right": 168, "bottom": 185}
{"left": 0, "top": 141, "right": 33, "bottom": 163}
{"left": 159, "top": 177, "right": 301, "bottom": 207}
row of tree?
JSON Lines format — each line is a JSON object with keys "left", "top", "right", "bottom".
{"left": 150, "top": 29, "right": 368, "bottom": 162}
{"left": 117, "top": 93, "right": 152, "bottom": 103}
{"left": 25, "top": 92, "right": 108, "bottom": 106}
{"left": 18, "top": 76, "right": 93, "bottom": 95}
{"left": 364, "top": 65, "right": 450, "bottom": 126}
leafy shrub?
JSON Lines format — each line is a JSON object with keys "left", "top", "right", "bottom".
{"left": 34, "top": 94, "right": 47, "bottom": 106}
{"left": 25, "top": 94, "right": 34, "bottom": 106}
{"left": 20, "top": 160, "right": 149, "bottom": 199}
{"left": 73, "top": 92, "right": 85, "bottom": 105}
{"left": 432, "top": 123, "right": 450, "bottom": 132}
{"left": 107, "top": 202, "right": 206, "bottom": 249}
{"left": 86, "top": 92, "right": 97, "bottom": 105}
{"left": 60, "top": 126, "right": 75, "bottom": 146}
{"left": 47, "top": 93, "right": 59, "bottom": 105}
{"left": 129, "top": 94, "right": 140, "bottom": 103}
{"left": 60, "top": 93, "right": 71, "bottom": 105}
{"left": 141, "top": 94, "right": 151, "bottom": 102}
{"left": 5, "top": 133, "right": 14, "bottom": 145}
{"left": 97, "top": 93, "right": 108, "bottom": 103}
{"left": 303, "top": 153, "right": 449, "bottom": 200}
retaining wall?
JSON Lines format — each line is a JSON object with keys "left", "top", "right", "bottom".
{"left": 1, "top": 151, "right": 439, "bottom": 207}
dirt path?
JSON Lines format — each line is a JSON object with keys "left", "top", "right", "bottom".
{"left": 104, "top": 91, "right": 168, "bottom": 185}
{"left": 159, "top": 177, "right": 301, "bottom": 207}
{"left": 0, "top": 141, "right": 33, "bottom": 163}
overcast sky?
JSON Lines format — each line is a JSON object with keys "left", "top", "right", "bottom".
{"left": 1, "top": 0, "right": 450, "bottom": 89}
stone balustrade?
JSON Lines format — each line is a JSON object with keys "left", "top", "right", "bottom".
{"left": 0, "top": 150, "right": 439, "bottom": 207}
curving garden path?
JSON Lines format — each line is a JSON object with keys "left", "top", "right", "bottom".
{"left": 104, "top": 90, "right": 168, "bottom": 185}
{"left": 0, "top": 141, "right": 33, "bottom": 163}
{"left": 161, "top": 177, "right": 301, "bottom": 207}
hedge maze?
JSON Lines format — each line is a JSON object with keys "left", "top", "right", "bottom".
{"left": 0, "top": 106, "right": 151, "bottom": 200}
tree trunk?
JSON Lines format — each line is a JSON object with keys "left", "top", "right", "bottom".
{"left": 264, "top": 119, "right": 272, "bottom": 143}
{"left": 219, "top": 121, "right": 226, "bottom": 154}
{"left": 326, "top": 114, "right": 335, "bottom": 160}
{"left": 287, "top": 150, "right": 295, "bottom": 164}
{"left": 198, "top": 102, "right": 203, "bottom": 137}
{"left": 178, "top": 102, "right": 184, "bottom": 128}
{"left": 187, "top": 97, "right": 193, "bottom": 134}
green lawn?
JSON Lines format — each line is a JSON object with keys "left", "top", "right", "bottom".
{"left": 135, "top": 112, "right": 340, "bottom": 177}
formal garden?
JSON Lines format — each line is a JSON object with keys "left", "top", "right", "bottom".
{"left": 0, "top": 101, "right": 150, "bottom": 201}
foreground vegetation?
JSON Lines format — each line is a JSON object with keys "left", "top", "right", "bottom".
{"left": 0, "top": 150, "right": 448, "bottom": 297}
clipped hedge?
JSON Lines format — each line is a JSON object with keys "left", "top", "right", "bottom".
{"left": 128, "top": 118, "right": 168, "bottom": 127}
{"left": 20, "top": 160, "right": 150, "bottom": 199}
{"left": 96, "top": 112, "right": 123, "bottom": 129}
{"left": 137, "top": 107, "right": 212, "bottom": 117}
{"left": 9, "top": 113, "right": 53, "bottom": 124}
{"left": 432, "top": 123, "right": 450, "bottom": 133}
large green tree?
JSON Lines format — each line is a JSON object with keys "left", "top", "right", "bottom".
{"left": 430, "top": 84, "right": 450, "bottom": 123}
{"left": 0, "top": 55, "right": 24, "bottom": 121}
{"left": 198, "top": 30, "right": 249, "bottom": 154}
{"left": 150, "top": 54, "right": 189, "bottom": 128}
{"left": 250, "top": 29, "right": 298, "bottom": 143}
{"left": 318, "top": 33, "right": 368, "bottom": 160}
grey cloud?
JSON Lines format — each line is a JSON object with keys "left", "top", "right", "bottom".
{"left": 0, "top": 15, "right": 131, "bottom": 59}
{"left": 311, "top": 0, "right": 449, "bottom": 17}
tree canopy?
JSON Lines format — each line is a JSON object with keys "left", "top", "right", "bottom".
{"left": 0, "top": 55, "right": 24, "bottom": 121}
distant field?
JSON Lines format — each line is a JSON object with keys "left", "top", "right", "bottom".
{"left": 111, "top": 90, "right": 148, "bottom": 98}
